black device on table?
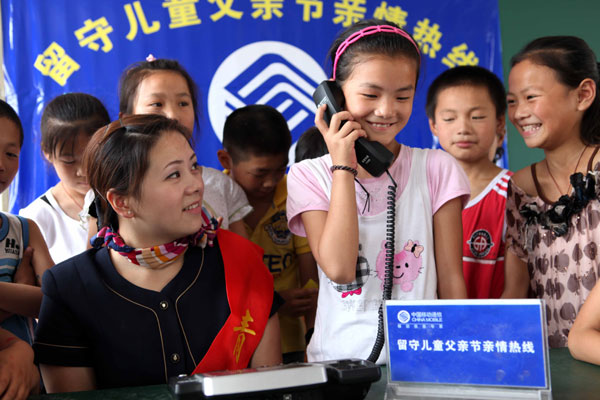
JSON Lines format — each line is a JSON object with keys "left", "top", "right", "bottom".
{"left": 169, "top": 359, "right": 381, "bottom": 400}
{"left": 312, "top": 80, "right": 394, "bottom": 178}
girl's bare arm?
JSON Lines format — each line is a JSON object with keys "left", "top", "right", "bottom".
{"left": 26, "top": 219, "right": 54, "bottom": 286}
{"left": 502, "top": 249, "right": 529, "bottom": 298}
{"left": 303, "top": 106, "right": 366, "bottom": 283}
{"left": 433, "top": 197, "right": 467, "bottom": 298}
{"left": 568, "top": 280, "right": 600, "bottom": 364}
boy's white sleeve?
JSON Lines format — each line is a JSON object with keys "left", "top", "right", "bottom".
{"left": 225, "top": 175, "right": 253, "bottom": 223}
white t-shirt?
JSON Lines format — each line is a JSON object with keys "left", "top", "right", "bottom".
{"left": 201, "top": 167, "right": 252, "bottom": 228}
{"left": 19, "top": 187, "right": 88, "bottom": 264}
{"left": 287, "top": 146, "right": 470, "bottom": 363}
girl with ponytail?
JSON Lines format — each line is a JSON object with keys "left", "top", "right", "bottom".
{"left": 504, "top": 36, "right": 600, "bottom": 349}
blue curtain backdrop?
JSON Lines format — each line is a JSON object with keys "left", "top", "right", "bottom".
{"left": 2, "top": 0, "right": 503, "bottom": 213}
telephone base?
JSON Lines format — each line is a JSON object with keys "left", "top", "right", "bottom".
{"left": 169, "top": 359, "right": 380, "bottom": 400}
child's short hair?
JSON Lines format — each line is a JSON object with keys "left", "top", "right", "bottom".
{"left": 118, "top": 58, "right": 199, "bottom": 127}
{"left": 41, "top": 93, "right": 110, "bottom": 158}
{"left": 0, "top": 100, "right": 24, "bottom": 147}
{"left": 426, "top": 66, "right": 507, "bottom": 121}
{"left": 295, "top": 126, "right": 328, "bottom": 162}
{"left": 223, "top": 104, "right": 291, "bottom": 163}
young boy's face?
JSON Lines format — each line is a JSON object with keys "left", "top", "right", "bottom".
{"left": 0, "top": 117, "right": 21, "bottom": 194}
{"left": 429, "top": 85, "right": 505, "bottom": 164}
{"left": 228, "top": 152, "right": 288, "bottom": 201}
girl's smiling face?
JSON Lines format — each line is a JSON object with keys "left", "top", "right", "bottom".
{"left": 131, "top": 71, "right": 195, "bottom": 136}
{"left": 507, "top": 60, "right": 583, "bottom": 150}
{"left": 341, "top": 54, "right": 418, "bottom": 151}
{"left": 126, "top": 130, "right": 204, "bottom": 246}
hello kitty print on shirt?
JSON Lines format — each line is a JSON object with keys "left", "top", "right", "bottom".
{"left": 376, "top": 239, "right": 423, "bottom": 292}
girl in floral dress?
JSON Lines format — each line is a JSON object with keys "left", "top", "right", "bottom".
{"left": 504, "top": 36, "right": 600, "bottom": 348}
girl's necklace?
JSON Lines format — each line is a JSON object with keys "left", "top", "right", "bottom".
{"left": 545, "top": 145, "right": 588, "bottom": 196}
{"left": 61, "top": 181, "right": 84, "bottom": 210}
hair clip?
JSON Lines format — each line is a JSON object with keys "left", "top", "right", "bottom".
{"left": 146, "top": 54, "right": 156, "bottom": 62}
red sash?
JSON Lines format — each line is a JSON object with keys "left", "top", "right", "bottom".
{"left": 192, "top": 229, "right": 273, "bottom": 374}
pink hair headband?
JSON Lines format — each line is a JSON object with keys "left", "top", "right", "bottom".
{"left": 332, "top": 25, "right": 421, "bottom": 80}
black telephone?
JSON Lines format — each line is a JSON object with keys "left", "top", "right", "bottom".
{"left": 169, "top": 359, "right": 381, "bottom": 400}
{"left": 312, "top": 80, "right": 394, "bottom": 177}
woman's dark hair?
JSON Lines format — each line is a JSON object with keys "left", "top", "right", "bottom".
{"left": 41, "top": 93, "right": 110, "bottom": 158}
{"left": 426, "top": 65, "right": 507, "bottom": 121}
{"left": 83, "top": 114, "right": 191, "bottom": 228}
{"left": 511, "top": 36, "right": 600, "bottom": 144}
{"left": 118, "top": 58, "right": 199, "bottom": 128}
{"left": 329, "top": 18, "right": 421, "bottom": 85}
{"left": 0, "top": 100, "right": 24, "bottom": 147}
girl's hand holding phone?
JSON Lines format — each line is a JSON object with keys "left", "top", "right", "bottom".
{"left": 314, "top": 104, "right": 366, "bottom": 170}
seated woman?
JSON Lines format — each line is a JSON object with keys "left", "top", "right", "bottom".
{"left": 34, "top": 114, "right": 282, "bottom": 392}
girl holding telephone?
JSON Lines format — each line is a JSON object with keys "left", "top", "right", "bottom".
{"left": 287, "top": 19, "right": 469, "bottom": 363}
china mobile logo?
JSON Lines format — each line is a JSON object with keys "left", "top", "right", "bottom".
{"left": 207, "top": 41, "right": 326, "bottom": 160}
{"left": 397, "top": 310, "right": 443, "bottom": 328}
{"left": 397, "top": 310, "right": 411, "bottom": 324}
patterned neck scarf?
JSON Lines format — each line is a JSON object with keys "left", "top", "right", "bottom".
{"left": 93, "top": 208, "right": 221, "bottom": 268}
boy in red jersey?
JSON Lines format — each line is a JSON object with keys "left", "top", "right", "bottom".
{"left": 427, "top": 66, "right": 511, "bottom": 298}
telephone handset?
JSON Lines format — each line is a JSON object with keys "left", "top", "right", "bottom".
{"left": 312, "top": 80, "right": 394, "bottom": 177}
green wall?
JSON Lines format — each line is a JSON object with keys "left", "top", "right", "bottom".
{"left": 499, "top": 0, "right": 600, "bottom": 171}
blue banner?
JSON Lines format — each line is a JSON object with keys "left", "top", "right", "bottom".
{"left": 385, "top": 300, "right": 549, "bottom": 388}
{"left": 2, "top": 0, "right": 502, "bottom": 213}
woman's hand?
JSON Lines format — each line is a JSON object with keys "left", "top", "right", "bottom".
{"left": 314, "top": 104, "right": 366, "bottom": 169}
